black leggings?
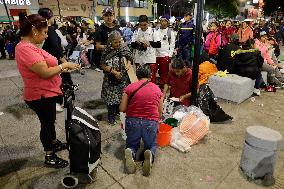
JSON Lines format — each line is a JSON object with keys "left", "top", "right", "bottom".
{"left": 25, "top": 96, "right": 61, "bottom": 151}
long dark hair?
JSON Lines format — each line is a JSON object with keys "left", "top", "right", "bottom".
{"left": 18, "top": 12, "right": 48, "bottom": 37}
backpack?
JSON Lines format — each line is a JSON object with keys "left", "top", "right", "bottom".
{"left": 208, "top": 32, "right": 220, "bottom": 55}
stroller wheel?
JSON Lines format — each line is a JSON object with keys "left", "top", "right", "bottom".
{"left": 61, "top": 174, "right": 79, "bottom": 188}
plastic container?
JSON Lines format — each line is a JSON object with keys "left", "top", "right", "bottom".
{"left": 164, "top": 118, "right": 178, "bottom": 128}
{"left": 157, "top": 123, "right": 172, "bottom": 147}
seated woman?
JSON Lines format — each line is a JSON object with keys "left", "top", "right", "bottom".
{"left": 234, "top": 39, "right": 264, "bottom": 96}
{"left": 119, "top": 65, "right": 163, "bottom": 176}
{"left": 255, "top": 32, "right": 284, "bottom": 87}
{"left": 100, "top": 31, "right": 132, "bottom": 125}
{"left": 163, "top": 58, "right": 192, "bottom": 106}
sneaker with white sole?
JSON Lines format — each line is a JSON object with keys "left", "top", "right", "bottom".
{"left": 56, "top": 103, "right": 64, "bottom": 112}
{"left": 125, "top": 148, "right": 136, "bottom": 174}
{"left": 142, "top": 150, "right": 152, "bottom": 176}
{"left": 253, "top": 88, "right": 261, "bottom": 96}
{"left": 95, "top": 68, "right": 102, "bottom": 72}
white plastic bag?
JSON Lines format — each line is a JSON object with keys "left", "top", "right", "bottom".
{"left": 170, "top": 127, "right": 191, "bottom": 153}
{"left": 162, "top": 97, "right": 175, "bottom": 121}
{"left": 119, "top": 112, "right": 127, "bottom": 140}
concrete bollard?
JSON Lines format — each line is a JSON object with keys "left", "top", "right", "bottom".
{"left": 240, "top": 126, "right": 282, "bottom": 182}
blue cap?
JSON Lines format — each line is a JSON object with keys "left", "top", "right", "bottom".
{"left": 160, "top": 15, "right": 170, "bottom": 20}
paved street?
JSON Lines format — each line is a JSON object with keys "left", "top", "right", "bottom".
{"left": 0, "top": 58, "right": 284, "bottom": 189}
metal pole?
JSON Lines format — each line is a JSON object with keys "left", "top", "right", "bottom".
{"left": 56, "top": 0, "right": 62, "bottom": 21}
{"left": 191, "top": 0, "right": 204, "bottom": 105}
{"left": 3, "top": 0, "right": 13, "bottom": 28}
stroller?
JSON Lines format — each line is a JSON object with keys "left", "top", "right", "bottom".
{"left": 61, "top": 84, "right": 101, "bottom": 188}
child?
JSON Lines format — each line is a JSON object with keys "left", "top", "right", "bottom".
{"left": 100, "top": 31, "right": 132, "bottom": 125}
{"left": 163, "top": 58, "right": 192, "bottom": 106}
{"left": 204, "top": 22, "right": 222, "bottom": 59}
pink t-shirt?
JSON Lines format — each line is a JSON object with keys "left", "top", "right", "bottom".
{"left": 124, "top": 80, "right": 163, "bottom": 121}
{"left": 15, "top": 41, "right": 62, "bottom": 101}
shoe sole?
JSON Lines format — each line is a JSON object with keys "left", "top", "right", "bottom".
{"left": 125, "top": 149, "right": 136, "bottom": 174}
{"left": 142, "top": 150, "right": 152, "bottom": 176}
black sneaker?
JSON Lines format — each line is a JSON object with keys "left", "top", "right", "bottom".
{"left": 53, "top": 139, "right": 68, "bottom": 152}
{"left": 45, "top": 153, "right": 69, "bottom": 168}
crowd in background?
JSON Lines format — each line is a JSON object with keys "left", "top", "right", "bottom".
{"left": 1, "top": 7, "right": 284, "bottom": 176}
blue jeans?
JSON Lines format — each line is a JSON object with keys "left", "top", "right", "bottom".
{"left": 179, "top": 46, "right": 192, "bottom": 67}
{"left": 254, "top": 73, "right": 263, "bottom": 89}
{"left": 125, "top": 117, "right": 158, "bottom": 160}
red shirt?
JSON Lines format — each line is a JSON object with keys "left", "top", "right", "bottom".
{"left": 124, "top": 80, "right": 163, "bottom": 121}
{"left": 166, "top": 68, "right": 192, "bottom": 106}
{"left": 15, "top": 41, "right": 62, "bottom": 101}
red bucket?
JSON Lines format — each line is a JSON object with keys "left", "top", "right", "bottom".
{"left": 157, "top": 123, "right": 172, "bottom": 147}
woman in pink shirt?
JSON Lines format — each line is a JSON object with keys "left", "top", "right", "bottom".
{"left": 15, "top": 13, "right": 80, "bottom": 168}
{"left": 120, "top": 65, "right": 163, "bottom": 176}
{"left": 238, "top": 21, "right": 253, "bottom": 44}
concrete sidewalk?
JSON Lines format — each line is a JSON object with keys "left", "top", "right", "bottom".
{"left": 0, "top": 59, "right": 283, "bottom": 189}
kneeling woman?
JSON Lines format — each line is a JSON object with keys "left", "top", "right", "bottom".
{"left": 120, "top": 65, "right": 164, "bottom": 176}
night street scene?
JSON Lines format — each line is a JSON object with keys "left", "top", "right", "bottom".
{"left": 0, "top": 0, "right": 284, "bottom": 188}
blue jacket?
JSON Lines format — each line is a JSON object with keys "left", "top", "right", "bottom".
{"left": 176, "top": 20, "right": 195, "bottom": 48}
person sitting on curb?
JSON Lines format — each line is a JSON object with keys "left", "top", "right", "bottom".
{"left": 119, "top": 65, "right": 164, "bottom": 176}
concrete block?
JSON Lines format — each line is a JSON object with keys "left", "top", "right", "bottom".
{"left": 208, "top": 74, "right": 255, "bottom": 104}
{"left": 261, "top": 71, "right": 268, "bottom": 85}
{"left": 240, "top": 126, "right": 283, "bottom": 179}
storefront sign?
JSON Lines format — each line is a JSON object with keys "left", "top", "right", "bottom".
{"left": 0, "top": 0, "right": 31, "bottom": 6}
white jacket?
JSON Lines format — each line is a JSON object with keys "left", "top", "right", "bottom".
{"left": 132, "top": 27, "right": 161, "bottom": 64}
{"left": 156, "top": 28, "right": 176, "bottom": 58}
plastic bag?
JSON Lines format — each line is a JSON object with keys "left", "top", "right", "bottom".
{"left": 172, "top": 105, "right": 190, "bottom": 122}
{"left": 119, "top": 112, "right": 127, "bottom": 140}
{"left": 178, "top": 106, "right": 210, "bottom": 146}
{"left": 162, "top": 97, "right": 175, "bottom": 121}
{"left": 170, "top": 127, "right": 191, "bottom": 153}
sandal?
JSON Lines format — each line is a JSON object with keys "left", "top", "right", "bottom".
{"left": 53, "top": 139, "right": 68, "bottom": 152}
{"left": 45, "top": 153, "right": 69, "bottom": 168}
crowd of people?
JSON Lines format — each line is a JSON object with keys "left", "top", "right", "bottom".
{"left": 1, "top": 6, "right": 283, "bottom": 177}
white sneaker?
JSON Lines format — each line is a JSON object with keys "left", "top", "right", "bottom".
{"left": 56, "top": 103, "right": 64, "bottom": 112}
{"left": 142, "top": 150, "right": 152, "bottom": 176}
{"left": 253, "top": 88, "right": 261, "bottom": 96}
{"left": 95, "top": 68, "right": 102, "bottom": 72}
{"left": 125, "top": 148, "right": 136, "bottom": 174}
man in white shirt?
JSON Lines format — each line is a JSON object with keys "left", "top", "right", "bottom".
{"left": 156, "top": 16, "right": 176, "bottom": 87}
{"left": 131, "top": 15, "right": 161, "bottom": 83}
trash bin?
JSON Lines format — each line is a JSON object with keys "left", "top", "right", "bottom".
{"left": 240, "top": 126, "right": 282, "bottom": 181}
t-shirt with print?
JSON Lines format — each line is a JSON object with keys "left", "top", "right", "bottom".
{"left": 15, "top": 41, "right": 62, "bottom": 101}
{"left": 124, "top": 80, "right": 162, "bottom": 121}
{"left": 166, "top": 68, "right": 192, "bottom": 106}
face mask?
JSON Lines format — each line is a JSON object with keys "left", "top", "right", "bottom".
{"left": 37, "top": 40, "right": 45, "bottom": 48}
